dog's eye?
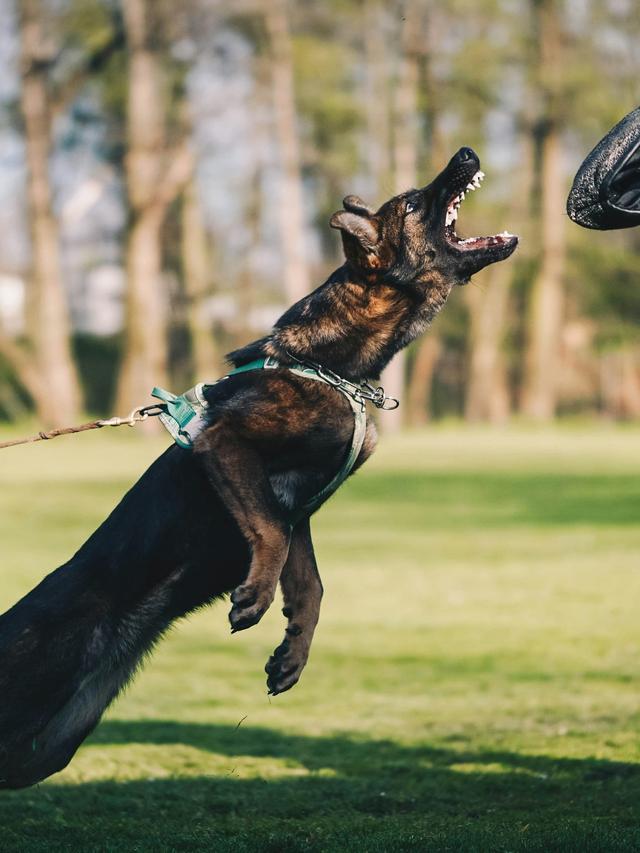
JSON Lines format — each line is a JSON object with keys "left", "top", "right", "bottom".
{"left": 405, "top": 202, "right": 416, "bottom": 214}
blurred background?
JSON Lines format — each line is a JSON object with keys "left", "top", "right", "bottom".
{"left": 1, "top": 0, "right": 640, "bottom": 429}
{"left": 2, "top": 4, "right": 640, "bottom": 847}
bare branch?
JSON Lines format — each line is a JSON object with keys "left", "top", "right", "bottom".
{"left": 50, "top": 24, "right": 125, "bottom": 119}
{"left": 149, "top": 140, "right": 194, "bottom": 217}
{"left": 0, "top": 333, "right": 47, "bottom": 406}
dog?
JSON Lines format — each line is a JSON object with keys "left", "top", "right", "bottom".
{"left": 0, "top": 146, "right": 517, "bottom": 789}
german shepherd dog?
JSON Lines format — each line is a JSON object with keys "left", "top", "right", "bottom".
{"left": 0, "top": 147, "right": 517, "bottom": 789}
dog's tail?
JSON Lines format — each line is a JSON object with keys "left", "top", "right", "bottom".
{"left": 0, "top": 560, "right": 181, "bottom": 789}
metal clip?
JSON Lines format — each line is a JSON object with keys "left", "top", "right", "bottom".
{"left": 315, "top": 364, "right": 344, "bottom": 388}
{"left": 98, "top": 404, "right": 165, "bottom": 429}
{"left": 379, "top": 394, "right": 400, "bottom": 410}
{"left": 360, "top": 381, "right": 400, "bottom": 410}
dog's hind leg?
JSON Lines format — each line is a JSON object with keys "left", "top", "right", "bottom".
{"left": 265, "top": 519, "right": 323, "bottom": 695}
{"left": 9, "top": 651, "right": 131, "bottom": 789}
{"left": 196, "top": 425, "right": 291, "bottom": 632}
{"left": 0, "top": 571, "right": 181, "bottom": 789}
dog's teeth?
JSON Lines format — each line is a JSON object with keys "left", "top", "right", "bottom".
{"left": 445, "top": 206, "right": 459, "bottom": 226}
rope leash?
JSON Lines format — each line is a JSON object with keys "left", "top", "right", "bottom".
{"left": 0, "top": 404, "right": 164, "bottom": 451}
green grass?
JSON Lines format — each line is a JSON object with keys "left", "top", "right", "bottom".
{"left": 0, "top": 424, "right": 639, "bottom": 851}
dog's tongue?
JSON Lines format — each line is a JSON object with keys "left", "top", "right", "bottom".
{"left": 455, "top": 232, "right": 516, "bottom": 250}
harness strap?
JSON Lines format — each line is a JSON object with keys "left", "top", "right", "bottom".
{"left": 284, "top": 363, "right": 367, "bottom": 523}
{"left": 151, "top": 356, "right": 369, "bottom": 523}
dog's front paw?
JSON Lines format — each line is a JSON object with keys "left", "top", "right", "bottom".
{"left": 229, "top": 582, "right": 273, "bottom": 632}
{"left": 265, "top": 630, "right": 309, "bottom": 695}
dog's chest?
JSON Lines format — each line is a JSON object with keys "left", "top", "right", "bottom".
{"left": 270, "top": 470, "right": 307, "bottom": 511}
{"left": 268, "top": 419, "right": 377, "bottom": 515}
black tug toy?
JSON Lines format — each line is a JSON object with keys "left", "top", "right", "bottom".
{"left": 567, "top": 105, "right": 640, "bottom": 231}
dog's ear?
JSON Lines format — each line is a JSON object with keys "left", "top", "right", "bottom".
{"left": 342, "top": 195, "right": 375, "bottom": 217}
{"left": 330, "top": 210, "right": 379, "bottom": 251}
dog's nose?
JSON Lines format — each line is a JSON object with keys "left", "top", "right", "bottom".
{"left": 457, "top": 147, "right": 477, "bottom": 163}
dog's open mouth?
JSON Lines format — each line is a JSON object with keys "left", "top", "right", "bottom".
{"left": 443, "top": 169, "right": 518, "bottom": 255}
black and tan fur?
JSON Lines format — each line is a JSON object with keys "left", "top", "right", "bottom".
{"left": 0, "top": 147, "right": 517, "bottom": 789}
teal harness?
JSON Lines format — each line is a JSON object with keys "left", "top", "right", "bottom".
{"left": 151, "top": 355, "right": 398, "bottom": 522}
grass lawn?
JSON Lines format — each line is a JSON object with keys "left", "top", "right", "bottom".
{"left": 0, "top": 423, "right": 639, "bottom": 851}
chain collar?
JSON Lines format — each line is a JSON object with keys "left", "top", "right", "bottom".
{"left": 285, "top": 352, "right": 400, "bottom": 411}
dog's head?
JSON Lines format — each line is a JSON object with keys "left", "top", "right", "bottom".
{"left": 331, "top": 147, "right": 518, "bottom": 286}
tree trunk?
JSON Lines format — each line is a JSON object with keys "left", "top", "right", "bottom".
{"left": 463, "top": 134, "right": 533, "bottom": 425}
{"left": 521, "top": 0, "right": 565, "bottom": 421}
{"left": 421, "top": 5, "right": 446, "bottom": 176}
{"left": 405, "top": 1, "right": 443, "bottom": 426}
{"left": 181, "top": 174, "right": 220, "bottom": 380}
{"left": 118, "top": 209, "right": 167, "bottom": 411}
{"left": 363, "top": 0, "right": 392, "bottom": 201}
{"left": 19, "top": 0, "right": 81, "bottom": 425}
{"left": 0, "top": 332, "right": 50, "bottom": 418}
{"left": 392, "top": 0, "right": 420, "bottom": 195}
{"left": 600, "top": 348, "right": 640, "bottom": 419}
{"left": 407, "top": 335, "right": 441, "bottom": 426}
{"left": 380, "top": 0, "right": 422, "bottom": 433}
{"left": 263, "top": 0, "right": 310, "bottom": 303}
{"left": 464, "top": 268, "right": 511, "bottom": 424}
{"left": 117, "top": 0, "right": 190, "bottom": 412}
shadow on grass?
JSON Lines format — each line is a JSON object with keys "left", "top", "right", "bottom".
{"left": 2, "top": 720, "right": 639, "bottom": 851}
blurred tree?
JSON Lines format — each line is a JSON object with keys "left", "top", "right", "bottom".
{"left": 180, "top": 165, "right": 221, "bottom": 380}
{"left": 404, "top": 1, "right": 447, "bottom": 426}
{"left": 362, "top": 0, "right": 392, "bottom": 202}
{"left": 16, "top": 0, "right": 82, "bottom": 424}
{"left": 115, "top": 0, "right": 191, "bottom": 412}
{"left": 406, "top": 334, "right": 441, "bottom": 425}
{"left": 3, "top": 0, "right": 124, "bottom": 424}
{"left": 465, "top": 265, "right": 511, "bottom": 423}
{"left": 262, "top": 0, "right": 310, "bottom": 302}
{"left": 435, "top": 0, "right": 520, "bottom": 423}
{"left": 292, "top": 29, "right": 361, "bottom": 255}
{"left": 360, "top": 0, "right": 395, "bottom": 415}
{"left": 3, "top": 0, "right": 640, "bottom": 428}
{"left": 380, "top": 0, "right": 422, "bottom": 432}
{"left": 520, "top": 0, "right": 567, "bottom": 420}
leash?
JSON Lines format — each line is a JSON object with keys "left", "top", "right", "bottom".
{"left": 0, "top": 404, "right": 164, "bottom": 451}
